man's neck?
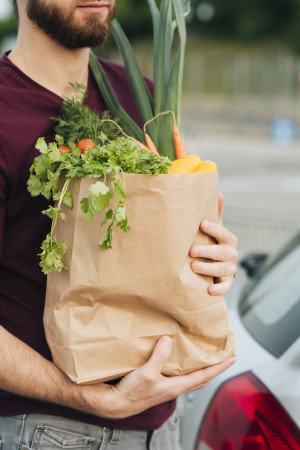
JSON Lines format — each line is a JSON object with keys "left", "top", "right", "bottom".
{"left": 8, "top": 20, "right": 90, "bottom": 99}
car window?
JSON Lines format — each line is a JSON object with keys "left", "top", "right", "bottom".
{"left": 240, "top": 244, "right": 300, "bottom": 357}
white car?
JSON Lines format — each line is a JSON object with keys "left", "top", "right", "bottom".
{"left": 179, "top": 232, "right": 300, "bottom": 450}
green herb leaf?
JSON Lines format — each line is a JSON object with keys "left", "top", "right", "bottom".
{"left": 36, "top": 137, "right": 48, "bottom": 154}
{"left": 80, "top": 196, "right": 97, "bottom": 222}
{"left": 101, "top": 209, "right": 114, "bottom": 226}
{"left": 115, "top": 206, "right": 131, "bottom": 232}
{"left": 53, "top": 192, "right": 61, "bottom": 202}
{"left": 113, "top": 177, "right": 127, "bottom": 203}
{"left": 48, "top": 143, "right": 61, "bottom": 163}
{"left": 39, "top": 234, "right": 67, "bottom": 275}
{"left": 59, "top": 212, "right": 66, "bottom": 221}
{"left": 27, "top": 175, "right": 44, "bottom": 197}
{"left": 42, "top": 206, "right": 61, "bottom": 219}
{"left": 35, "top": 155, "right": 51, "bottom": 180}
{"left": 99, "top": 225, "right": 113, "bottom": 250}
{"left": 55, "top": 134, "right": 65, "bottom": 146}
{"left": 63, "top": 191, "right": 73, "bottom": 208}
{"left": 94, "top": 190, "right": 113, "bottom": 214}
{"left": 66, "top": 166, "right": 86, "bottom": 178}
{"left": 89, "top": 181, "right": 110, "bottom": 197}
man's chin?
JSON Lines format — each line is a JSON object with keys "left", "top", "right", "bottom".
{"left": 26, "top": 0, "right": 115, "bottom": 50}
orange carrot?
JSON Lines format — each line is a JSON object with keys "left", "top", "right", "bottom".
{"left": 171, "top": 112, "right": 187, "bottom": 159}
{"left": 138, "top": 141, "right": 151, "bottom": 151}
{"left": 144, "top": 133, "right": 160, "bottom": 157}
{"left": 144, "top": 111, "right": 187, "bottom": 160}
{"left": 143, "top": 113, "right": 169, "bottom": 157}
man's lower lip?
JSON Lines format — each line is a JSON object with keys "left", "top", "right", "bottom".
{"left": 78, "top": 6, "right": 108, "bottom": 13}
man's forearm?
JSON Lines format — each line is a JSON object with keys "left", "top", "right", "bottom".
{"left": 0, "top": 326, "right": 89, "bottom": 411}
{"left": 0, "top": 326, "right": 235, "bottom": 420}
{"left": 0, "top": 325, "right": 129, "bottom": 419}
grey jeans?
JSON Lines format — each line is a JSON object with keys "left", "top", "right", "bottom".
{"left": 0, "top": 412, "right": 180, "bottom": 450}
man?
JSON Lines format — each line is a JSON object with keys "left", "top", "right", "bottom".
{"left": 0, "top": 0, "right": 237, "bottom": 448}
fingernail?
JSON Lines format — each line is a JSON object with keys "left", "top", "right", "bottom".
{"left": 193, "top": 262, "right": 202, "bottom": 273}
{"left": 208, "top": 286, "right": 216, "bottom": 295}
{"left": 202, "top": 220, "right": 210, "bottom": 228}
{"left": 190, "top": 246, "right": 197, "bottom": 257}
{"left": 160, "top": 336, "right": 172, "bottom": 346}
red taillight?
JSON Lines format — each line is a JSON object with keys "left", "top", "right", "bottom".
{"left": 195, "top": 372, "right": 300, "bottom": 450}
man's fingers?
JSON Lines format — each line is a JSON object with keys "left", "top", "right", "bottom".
{"left": 200, "top": 220, "right": 238, "bottom": 246}
{"left": 191, "top": 260, "right": 236, "bottom": 278}
{"left": 144, "top": 336, "right": 173, "bottom": 376}
{"left": 190, "top": 244, "right": 236, "bottom": 262}
{"left": 208, "top": 278, "right": 234, "bottom": 296}
{"left": 182, "top": 356, "right": 236, "bottom": 390}
{"left": 175, "top": 356, "right": 236, "bottom": 394}
{"left": 196, "top": 356, "right": 236, "bottom": 382}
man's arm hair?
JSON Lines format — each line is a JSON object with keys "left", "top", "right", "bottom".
{"left": 0, "top": 325, "right": 235, "bottom": 419}
{"left": 0, "top": 325, "right": 80, "bottom": 406}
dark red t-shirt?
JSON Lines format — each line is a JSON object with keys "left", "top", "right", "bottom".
{"left": 0, "top": 52, "right": 175, "bottom": 430}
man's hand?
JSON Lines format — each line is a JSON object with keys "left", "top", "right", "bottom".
{"left": 80, "top": 337, "right": 236, "bottom": 419}
{"left": 190, "top": 193, "right": 238, "bottom": 296}
{"left": 0, "top": 328, "right": 235, "bottom": 421}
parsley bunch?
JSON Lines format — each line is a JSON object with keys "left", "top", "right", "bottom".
{"left": 28, "top": 134, "right": 171, "bottom": 275}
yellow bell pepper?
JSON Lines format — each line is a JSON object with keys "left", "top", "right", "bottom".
{"left": 168, "top": 155, "right": 202, "bottom": 174}
{"left": 168, "top": 155, "right": 218, "bottom": 174}
{"left": 197, "top": 160, "right": 218, "bottom": 173}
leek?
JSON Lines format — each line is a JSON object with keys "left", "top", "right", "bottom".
{"left": 89, "top": 0, "right": 190, "bottom": 161}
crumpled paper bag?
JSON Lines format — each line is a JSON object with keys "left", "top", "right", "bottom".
{"left": 44, "top": 172, "right": 235, "bottom": 384}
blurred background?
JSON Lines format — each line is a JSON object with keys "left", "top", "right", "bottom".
{"left": 1, "top": 0, "right": 300, "bottom": 258}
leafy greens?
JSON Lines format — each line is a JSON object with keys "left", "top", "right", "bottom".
{"left": 28, "top": 86, "right": 171, "bottom": 275}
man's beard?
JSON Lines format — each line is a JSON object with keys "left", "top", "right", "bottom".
{"left": 26, "top": 0, "right": 116, "bottom": 50}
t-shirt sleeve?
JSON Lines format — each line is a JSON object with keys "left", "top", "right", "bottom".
{"left": 0, "top": 148, "right": 8, "bottom": 259}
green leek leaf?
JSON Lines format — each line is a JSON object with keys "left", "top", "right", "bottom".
{"left": 153, "top": 0, "right": 172, "bottom": 117}
{"left": 111, "top": 20, "right": 157, "bottom": 145}
{"left": 89, "top": 52, "right": 144, "bottom": 143}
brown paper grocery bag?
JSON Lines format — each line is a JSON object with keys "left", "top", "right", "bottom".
{"left": 44, "top": 172, "right": 235, "bottom": 384}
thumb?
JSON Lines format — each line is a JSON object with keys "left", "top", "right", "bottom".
{"left": 145, "top": 336, "right": 172, "bottom": 374}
